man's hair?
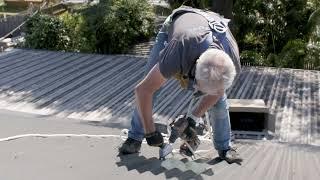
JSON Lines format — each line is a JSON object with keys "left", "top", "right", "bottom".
{"left": 195, "top": 49, "right": 236, "bottom": 93}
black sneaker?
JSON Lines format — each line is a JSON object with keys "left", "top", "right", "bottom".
{"left": 218, "top": 147, "right": 243, "bottom": 164}
{"left": 118, "top": 138, "right": 142, "bottom": 155}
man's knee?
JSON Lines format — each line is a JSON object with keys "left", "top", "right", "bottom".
{"left": 212, "top": 96, "right": 229, "bottom": 117}
{"left": 214, "top": 95, "right": 229, "bottom": 109}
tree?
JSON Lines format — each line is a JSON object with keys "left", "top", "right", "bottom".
{"left": 167, "top": 0, "right": 209, "bottom": 9}
{"left": 211, "top": 0, "right": 233, "bottom": 19}
{"left": 305, "top": 8, "right": 320, "bottom": 69}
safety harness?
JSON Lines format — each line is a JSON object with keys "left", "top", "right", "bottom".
{"left": 169, "top": 6, "right": 233, "bottom": 89}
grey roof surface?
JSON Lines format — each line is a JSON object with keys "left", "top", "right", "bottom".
{"left": 0, "top": 49, "right": 319, "bottom": 147}
{"left": 0, "top": 109, "right": 320, "bottom": 180}
{"left": 227, "top": 67, "right": 320, "bottom": 146}
{"left": 0, "top": 49, "right": 320, "bottom": 180}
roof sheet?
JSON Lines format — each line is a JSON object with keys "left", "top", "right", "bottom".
{"left": 0, "top": 109, "right": 319, "bottom": 180}
{"left": 0, "top": 49, "right": 319, "bottom": 147}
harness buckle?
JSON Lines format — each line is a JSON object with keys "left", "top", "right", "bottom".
{"left": 209, "top": 21, "right": 227, "bottom": 33}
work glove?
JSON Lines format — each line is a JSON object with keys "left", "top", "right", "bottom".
{"left": 145, "top": 131, "right": 164, "bottom": 147}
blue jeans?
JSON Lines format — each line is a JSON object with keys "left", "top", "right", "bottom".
{"left": 128, "top": 18, "right": 232, "bottom": 151}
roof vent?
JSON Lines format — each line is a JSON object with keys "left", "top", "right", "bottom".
{"left": 228, "top": 99, "right": 274, "bottom": 139}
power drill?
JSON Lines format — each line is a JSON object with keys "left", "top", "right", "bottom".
{"left": 159, "top": 115, "right": 197, "bottom": 160}
{"left": 159, "top": 91, "right": 205, "bottom": 160}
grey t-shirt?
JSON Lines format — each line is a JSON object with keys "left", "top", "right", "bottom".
{"left": 158, "top": 12, "right": 240, "bottom": 79}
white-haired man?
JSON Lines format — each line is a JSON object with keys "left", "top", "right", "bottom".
{"left": 119, "top": 6, "right": 241, "bottom": 162}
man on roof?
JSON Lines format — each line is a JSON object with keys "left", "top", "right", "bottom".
{"left": 119, "top": 5, "right": 242, "bottom": 162}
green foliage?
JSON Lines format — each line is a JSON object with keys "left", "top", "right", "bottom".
{"left": 308, "top": 0, "right": 320, "bottom": 9}
{"left": 24, "top": 14, "right": 71, "bottom": 51}
{"left": 305, "top": 43, "right": 320, "bottom": 70}
{"left": 234, "top": 0, "right": 310, "bottom": 54}
{"left": 167, "top": 0, "right": 317, "bottom": 69}
{"left": 266, "top": 53, "right": 280, "bottom": 67}
{"left": 305, "top": 8, "right": 320, "bottom": 70}
{"left": 240, "top": 50, "right": 267, "bottom": 66}
{"left": 278, "top": 39, "right": 307, "bottom": 68}
{"left": 23, "top": 0, "right": 155, "bottom": 54}
{"left": 59, "top": 12, "right": 96, "bottom": 53}
{"left": 233, "top": 0, "right": 317, "bottom": 69}
{"left": 22, "top": 0, "right": 318, "bottom": 69}
{"left": 82, "top": 0, "right": 155, "bottom": 54}
{"left": 307, "top": 8, "right": 320, "bottom": 42}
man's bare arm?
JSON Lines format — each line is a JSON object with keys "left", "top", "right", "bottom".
{"left": 135, "top": 63, "right": 166, "bottom": 134}
{"left": 192, "top": 91, "right": 224, "bottom": 118}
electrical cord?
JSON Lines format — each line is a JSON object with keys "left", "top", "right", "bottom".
{"left": 0, "top": 128, "right": 215, "bottom": 160}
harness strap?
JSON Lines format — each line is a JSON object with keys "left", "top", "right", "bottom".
{"left": 172, "top": 6, "right": 230, "bottom": 33}
{"left": 170, "top": 6, "right": 234, "bottom": 89}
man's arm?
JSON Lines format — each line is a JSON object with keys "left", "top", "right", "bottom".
{"left": 192, "top": 91, "right": 224, "bottom": 118}
{"left": 135, "top": 63, "right": 166, "bottom": 134}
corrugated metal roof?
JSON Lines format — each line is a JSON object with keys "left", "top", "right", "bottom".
{"left": 226, "top": 67, "right": 320, "bottom": 146}
{"left": 0, "top": 49, "right": 319, "bottom": 148}
{"left": 1, "top": 49, "right": 320, "bottom": 179}
{"left": 140, "top": 140, "right": 320, "bottom": 180}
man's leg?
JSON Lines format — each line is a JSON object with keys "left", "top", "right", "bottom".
{"left": 211, "top": 94, "right": 232, "bottom": 151}
{"left": 210, "top": 94, "right": 242, "bottom": 163}
{"left": 119, "top": 26, "right": 169, "bottom": 154}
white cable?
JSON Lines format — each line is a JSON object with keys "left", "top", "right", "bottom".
{"left": 0, "top": 129, "right": 212, "bottom": 143}
{"left": 0, "top": 133, "right": 121, "bottom": 142}
{"left": 0, "top": 129, "right": 214, "bottom": 159}
{"left": 0, "top": 129, "right": 129, "bottom": 142}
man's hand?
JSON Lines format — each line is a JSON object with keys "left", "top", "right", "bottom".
{"left": 145, "top": 131, "right": 164, "bottom": 147}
